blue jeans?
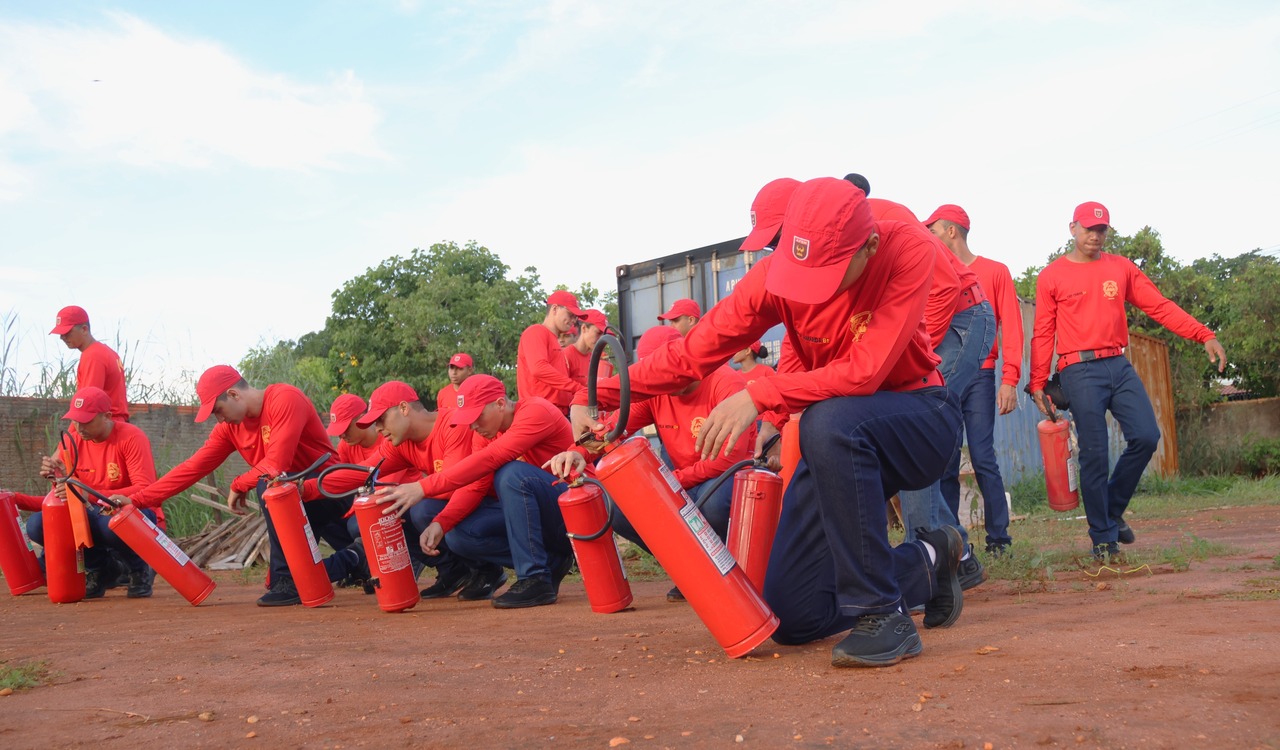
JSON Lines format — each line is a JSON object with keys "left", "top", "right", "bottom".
{"left": 446, "top": 462, "right": 571, "bottom": 581}
{"left": 1058, "top": 356, "right": 1160, "bottom": 546}
{"left": 610, "top": 472, "right": 736, "bottom": 555}
{"left": 406, "top": 496, "right": 498, "bottom": 580}
{"left": 942, "top": 368, "right": 1013, "bottom": 548}
{"left": 256, "top": 478, "right": 354, "bottom": 585}
{"left": 899, "top": 300, "right": 995, "bottom": 544}
{"left": 27, "top": 505, "right": 157, "bottom": 573}
{"left": 762, "top": 387, "right": 963, "bottom": 644}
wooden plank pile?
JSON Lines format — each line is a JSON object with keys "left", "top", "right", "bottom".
{"left": 175, "top": 482, "right": 270, "bottom": 570}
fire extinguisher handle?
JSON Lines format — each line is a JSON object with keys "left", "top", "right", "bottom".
{"left": 588, "top": 333, "right": 630, "bottom": 443}
{"left": 277, "top": 452, "right": 333, "bottom": 484}
{"left": 756, "top": 432, "right": 782, "bottom": 463}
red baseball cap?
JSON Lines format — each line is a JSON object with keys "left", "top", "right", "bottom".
{"left": 657, "top": 298, "right": 701, "bottom": 322}
{"left": 49, "top": 305, "right": 89, "bottom": 335}
{"left": 1073, "top": 201, "right": 1110, "bottom": 228}
{"left": 449, "top": 353, "right": 473, "bottom": 368}
{"left": 580, "top": 309, "right": 609, "bottom": 331}
{"left": 636, "top": 325, "right": 682, "bottom": 358}
{"left": 63, "top": 386, "right": 112, "bottom": 422}
{"left": 195, "top": 365, "right": 243, "bottom": 423}
{"left": 922, "top": 204, "right": 971, "bottom": 232}
{"left": 448, "top": 374, "right": 508, "bottom": 426}
{"left": 546, "top": 290, "right": 587, "bottom": 318}
{"left": 741, "top": 178, "right": 802, "bottom": 252}
{"left": 357, "top": 381, "right": 420, "bottom": 428}
{"left": 766, "top": 177, "right": 876, "bottom": 305}
{"left": 326, "top": 393, "right": 367, "bottom": 436}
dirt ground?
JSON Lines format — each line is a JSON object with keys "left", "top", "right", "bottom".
{"left": 2, "top": 505, "right": 1278, "bottom": 750}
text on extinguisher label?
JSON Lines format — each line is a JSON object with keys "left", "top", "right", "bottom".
{"left": 371, "top": 515, "right": 411, "bottom": 573}
{"left": 15, "top": 507, "right": 35, "bottom": 551}
{"left": 679, "top": 502, "right": 736, "bottom": 576}
{"left": 300, "top": 499, "right": 323, "bottom": 564}
{"left": 141, "top": 512, "right": 191, "bottom": 565}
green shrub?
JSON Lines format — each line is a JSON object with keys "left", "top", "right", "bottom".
{"left": 1241, "top": 437, "right": 1280, "bottom": 477}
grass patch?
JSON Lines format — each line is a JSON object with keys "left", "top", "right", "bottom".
{"left": 1224, "top": 577, "right": 1280, "bottom": 602}
{"left": 619, "top": 540, "right": 670, "bottom": 582}
{"left": 0, "top": 661, "right": 50, "bottom": 692}
{"left": 1144, "top": 533, "right": 1234, "bottom": 572}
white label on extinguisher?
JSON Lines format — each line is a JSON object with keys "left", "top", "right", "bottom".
{"left": 1067, "top": 458, "right": 1080, "bottom": 493}
{"left": 654, "top": 459, "right": 687, "bottom": 499}
{"left": 139, "top": 511, "right": 190, "bottom": 565}
{"left": 16, "top": 508, "right": 35, "bottom": 551}
{"left": 679, "top": 502, "right": 736, "bottom": 576}
{"left": 300, "top": 499, "right": 323, "bottom": 564}
{"left": 372, "top": 515, "right": 411, "bottom": 573}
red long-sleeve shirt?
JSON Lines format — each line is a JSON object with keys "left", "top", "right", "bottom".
{"left": 741, "top": 363, "right": 776, "bottom": 387}
{"left": 1030, "top": 252, "right": 1215, "bottom": 391}
{"left": 418, "top": 397, "right": 575, "bottom": 499}
{"left": 970, "top": 256, "right": 1024, "bottom": 386}
{"left": 130, "top": 384, "right": 335, "bottom": 508}
{"left": 517, "top": 324, "right": 584, "bottom": 413}
{"left": 625, "top": 365, "right": 756, "bottom": 489}
{"left": 868, "top": 199, "right": 965, "bottom": 348}
{"left": 564, "top": 344, "right": 614, "bottom": 388}
{"left": 78, "top": 342, "right": 130, "bottom": 422}
{"left": 436, "top": 384, "right": 460, "bottom": 413}
{"left": 579, "top": 220, "right": 941, "bottom": 415}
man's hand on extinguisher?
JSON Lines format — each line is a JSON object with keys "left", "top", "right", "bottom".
{"left": 1031, "top": 389, "right": 1056, "bottom": 419}
{"left": 372, "top": 481, "right": 425, "bottom": 518}
{"left": 419, "top": 522, "right": 444, "bottom": 556}
{"left": 543, "top": 451, "right": 586, "bottom": 480}
{"left": 754, "top": 421, "right": 782, "bottom": 471}
{"left": 696, "top": 390, "right": 759, "bottom": 461}
{"left": 569, "top": 404, "right": 603, "bottom": 443}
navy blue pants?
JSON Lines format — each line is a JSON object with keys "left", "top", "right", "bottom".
{"left": 256, "top": 478, "right": 354, "bottom": 585}
{"left": 447, "top": 462, "right": 572, "bottom": 581}
{"left": 406, "top": 495, "right": 500, "bottom": 580}
{"left": 941, "top": 368, "right": 1013, "bottom": 547}
{"left": 1058, "top": 356, "right": 1160, "bottom": 546}
{"left": 762, "top": 387, "right": 962, "bottom": 645}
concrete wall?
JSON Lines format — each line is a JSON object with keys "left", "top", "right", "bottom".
{"left": 0, "top": 396, "right": 249, "bottom": 494}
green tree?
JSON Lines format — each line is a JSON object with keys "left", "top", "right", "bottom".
{"left": 238, "top": 340, "right": 335, "bottom": 411}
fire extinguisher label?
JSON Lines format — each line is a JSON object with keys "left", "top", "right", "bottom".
{"left": 139, "top": 512, "right": 191, "bottom": 565}
{"left": 372, "top": 516, "right": 410, "bottom": 573}
{"left": 300, "top": 500, "right": 323, "bottom": 564}
{"left": 679, "top": 502, "right": 736, "bottom": 576}
{"left": 16, "top": 508, "right": 35, "bottom": 551}
{"left": 1067, "top": 458, "right": 1080, "bottom": 493}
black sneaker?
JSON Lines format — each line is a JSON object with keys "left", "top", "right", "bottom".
{"left": 126, "top": 566, "right": 156, "bottom": 599}
{"left": 458, "top": 564, "right": 507, "bottom": 601}
{"left": 84, "top": 566, "right": 108, "bottom": 600}
{"left": 491, "top": 576, "right": 556, "bottom": 609}
{"left": 257, "top": 578, "right": 302, "bottom": 607}
{"left": 957, "top": 545, "right": 986, "bottom": 591}
{"left": 666, "top": 586, "right": 686, "bottom": 602}
{"left": 1115, "top": 519, "right": 1136, "bottom": 545}
{"left": 420, "top": 564, "right": 471, "bottom": 599}
{"left": 551, "top": 555, "right": 575, "bottom": 595}
{"left": 1092, "top": 541, "right": 1120, "bottom": 562}
{"left": 984, "top": 543, "right": 1011, "bottom": 558}
{"left": 916, "top": 526, "right": 963, "bottom": 630}
{"left": 831, "top": 612, "right": 923, "bottom": 668}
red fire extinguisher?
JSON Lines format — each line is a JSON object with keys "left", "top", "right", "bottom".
{"left": 725, "top": 435, "right": 784, "bottom": 596}
{"left": 778, "top": 417, "right": 801, "bottom": 495}
{"left": 261, "top": 454, "right": 335, "bottom": 608}
{"left": 585, "top": 334, "right": 778, "bottom": 658}
{"left": 320, "top": 460, "right": 419, "bottom": 613}
{"left": 1037, "top": 416, "right": 1079, "bottom": 512}
{"left": 61, "top": 478, "right": 217, "bottom": 606}
{"left": 559, "top": 475, "right": 633, "bottom": 614}
{"left": 42, "top": 488, "right": 85, "bottom": 604}
{"left": 0, "top": 491, "right": 45, "bottom": 596}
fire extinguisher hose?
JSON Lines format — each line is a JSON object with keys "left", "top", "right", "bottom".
{"left": 564, "top": 477, "right": 618, "bottom": 542}
{"left": 274, "top": 452, "right": 333, "bottom": 485}
{"left": 315, "top": 459, "right": 389, "bottom": 499}
{"left": 61, "top": 477, "right": 120, "bottom": 511}
{"left": 587, "top": 333, "right": 630, "bottom": 442}
{"left": 689, "top": 432, "right": 783, "bottom": 510}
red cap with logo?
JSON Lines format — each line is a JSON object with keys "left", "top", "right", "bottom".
{"left": 63, "top": 386, "right": 113, "bottom": 422}
{"left": 741, "top": 178, "right": 802, "bottom": 252}
{"left": 766, "top": 177, "right": 875, "bottom": 305}
{"left": 580, "top": 309, "right": 609, "bottom": 331}
{"left": 1073, "top": 201, "right": 1110, "bottom": 228}
{"left": 636, "top": 325, "right": 682, "bottom": 358}
{"left": 356, "top": 381, "right": 420, "bottom": 428}
{"left": 922, "top": 204, "right": 971, "bottom": 232}
{"left": 657, "top": 298, "right": 701, "bottom": 322}
{"left": 326, "top": 393, "right": 368, "bottom": 436}
{"left": 449, "top": 353, "right": 473, "bottom": 368}
{"left": 195, "top": 365, "right": 243, "bottom": 423}
{"left": 546, "top": 290, "right": 587, "bottom": 318}
{"left": 49, "top": 305, "right": 90, "bottom": 335}
{"left": 448, "top": 374, "right": 508, "bottom": 427}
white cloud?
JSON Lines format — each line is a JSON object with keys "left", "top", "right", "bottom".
{"left": 0, "top": 12, "right": 386, "bottom": 175}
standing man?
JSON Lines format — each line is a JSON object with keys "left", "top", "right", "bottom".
{"left": 117, "top": 365, "right": 360, "bottom": 606}
{"left": 657, "top": 299, "right": 701, "bottom": 336}
{"left": 517, "top": 290, "right": 588, "bottom": 416}
{"left": 923, "top": 205, "right": 1022, "bottom": 556}
{"left": 573, "top": 178, "right": 967, "bottom": 668}
{"left": 564, "top": 310, "right": 614, "bottom": 387}
{"left": 1031, "top": 202, "right": 1226, "bottom": 560}
{"left": 436, "top": 353, "right": 475, "bottom": 414}
{"left": 28, "top": 386, "right": 157, "bottom": 598}
{"left": 50, "top": 305, "right": 129, "bottom": 422}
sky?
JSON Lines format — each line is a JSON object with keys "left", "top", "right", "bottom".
{"left": 2, "top": 1, "right": 1278, "bottom": 399}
